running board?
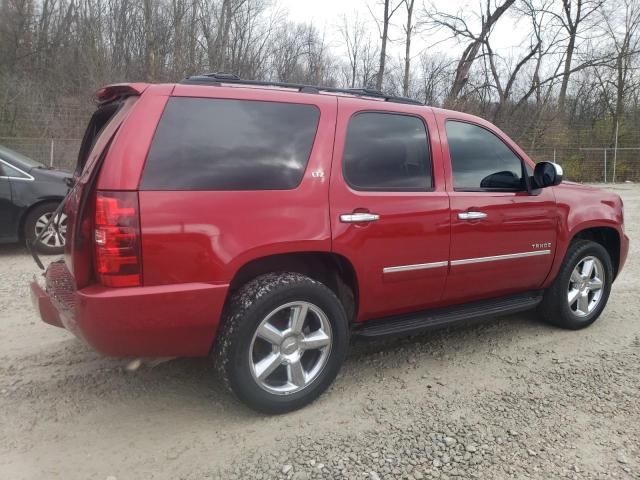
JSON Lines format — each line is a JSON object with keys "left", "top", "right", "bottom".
{"left": 353, "top": 291, "right": 543, "bottom": 338}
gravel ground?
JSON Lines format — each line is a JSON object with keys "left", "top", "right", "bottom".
{"left": 0, "top": 184, "right": 638, "bottom": 480}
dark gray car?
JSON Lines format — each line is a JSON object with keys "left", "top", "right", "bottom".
{"left": 0, "top": 145, "right": 71, "bottom": 254}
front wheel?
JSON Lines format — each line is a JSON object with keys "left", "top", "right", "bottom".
{"left": 214, "top": 273, "right": 350, "bottom": 414}
{"left": 539, "top": 240, "right": 614, "bottom": 329}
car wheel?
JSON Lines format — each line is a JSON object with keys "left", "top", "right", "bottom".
{"left": 24, "top": 203, "right": 67, "bottom": 255}
{"left": 539, "top": 240, "right": 613, "bottom": 329}
{"left": 214, "top": 272, "right": 350, "bottom": 414}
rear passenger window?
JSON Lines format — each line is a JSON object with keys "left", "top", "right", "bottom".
{"left": 141, "top": 98, "right": 320, "bottom": 190}
{"left": 446, "top": 120, "right": 524, "bottom": 191}
{"left": 343, "top": 112, "right": 432, "bottom": 191}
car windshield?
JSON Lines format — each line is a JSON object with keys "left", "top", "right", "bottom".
{"left": 0, "top": 144, "right": 46, "bottom": 169}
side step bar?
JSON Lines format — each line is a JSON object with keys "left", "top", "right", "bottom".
{"left": 353, "top": 291, "right": 543, "bottom": 338}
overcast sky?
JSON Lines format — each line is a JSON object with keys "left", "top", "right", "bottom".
{"left": 279, "top": 0, "right": 530, "bottom": 59}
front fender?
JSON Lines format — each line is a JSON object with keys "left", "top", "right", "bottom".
{"left": 542, "top": 184, "right": 625, "bottom": 288}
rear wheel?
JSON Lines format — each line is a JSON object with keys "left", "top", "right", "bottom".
{"left": 214, "top": 272, "right": 350, "bottom": 413}
{"left": 24, "top": 203, "right": 67, "bottom": 255}
{"left": 539, "top": 240, "right": 613, "bottom": 329}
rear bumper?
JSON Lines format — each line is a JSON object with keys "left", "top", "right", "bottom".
{"left": 31, "top": 264, "right": 228, "bottom": 357}
{"left": 31, "top": 279, "right": 64, "bottom": 328}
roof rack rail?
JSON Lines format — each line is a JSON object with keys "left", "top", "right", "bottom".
{"left": 180, "top": 73, "right": 423, "bottom": 106}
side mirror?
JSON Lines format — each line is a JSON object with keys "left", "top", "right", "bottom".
{"left": 533, "top": 161, "right": 563, "bottom": 188}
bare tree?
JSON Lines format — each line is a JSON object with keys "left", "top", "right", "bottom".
{"left": 424, "top": 0, "right": 516, "bottom": 103}
{"left": 143, "top": 0, "right": 156, "bottom": 80}
{"left": 402, "top": 0, "right": 415, "bottom": 96}
{"left": 417, "top": 52, "right": 453, "bottom": 104}
{"left": 5, "top": 0, "right": 640, "bottom": 182}
{"left": 597, "top": 0, "right": 640, "bottom": 127}
{"left": 370, "top": 0, "right": 403, "bottom": 90}
{"left": 481, "top": 0, "right": 562, "bottom": 123}
{"left": 339, "top": 13, "right": 368, "bottom": 88}
{"left": 553, "top": 0, "right": 605, "bottom": 109}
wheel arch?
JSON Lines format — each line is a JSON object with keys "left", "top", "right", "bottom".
{"left": 572, "top": 226, "right": 621, "bottom": 279}
{"left": 227, "top": 252, "right": 359, "bottom": 322}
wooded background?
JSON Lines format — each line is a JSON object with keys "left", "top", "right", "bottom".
{"left": 1, "top": 0, "right": 640, "bottom": 181}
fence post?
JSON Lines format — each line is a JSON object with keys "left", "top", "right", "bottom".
{"left": 49, "top": 139, "right": 54, "bottom": 167}
{"left": 604, "top": 148, "right": 607, "bottom": 183}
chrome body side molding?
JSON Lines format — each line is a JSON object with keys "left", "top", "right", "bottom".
{"left": 382, "top": 261, "right": 449, "bottom": 274}
{"left": 450, "top": 250, "right": 551, "bottom": 266}
{"left": 383, "top": 250, "right": 552, "bottom": 273}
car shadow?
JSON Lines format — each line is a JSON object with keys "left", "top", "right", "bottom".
{"left": 21, "top": 309, "right": 547, "bottom": 422}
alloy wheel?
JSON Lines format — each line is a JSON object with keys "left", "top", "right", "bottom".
{"left": 249, "top": 301, "right": 332, "bottom": 395}
{"left": 567, "top": 256, "right": 605, "bottom": 317}
{"left": 34, "top": 212, "right": 68, "bottom": 248}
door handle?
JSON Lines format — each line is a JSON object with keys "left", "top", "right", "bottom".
{"left": 458, "top": 211, "right": 487, "bottom": 220}
{"left": 340, "top": 213, "right": 380, "bottom": 223}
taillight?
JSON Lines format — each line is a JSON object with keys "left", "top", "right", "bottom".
{"left": 94, "top": 191, "right": 142, "bottom": 287}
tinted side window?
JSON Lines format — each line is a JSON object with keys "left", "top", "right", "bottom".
{"left": 446, "top": 121, "right": 524, "bottom": 191}
{"left": 141, "top": 98, "right": 320, "bottom": 190}
{"left": 343, "top": 112, "right": 432, "bottom": 191}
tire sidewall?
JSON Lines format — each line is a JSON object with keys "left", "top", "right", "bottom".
{"left": 555, "top": 242, "right": 613, "bottom": 328}
{"left": 226, "top": 279, "right": 349, "bottom": 413}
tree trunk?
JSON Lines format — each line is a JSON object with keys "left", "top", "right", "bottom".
{"left": 448, "top": 41, "right": 482, "bottom": 100}
{"left": 445, "top": 0, "right": 516, "bottom": 102}
{"left": 143, "top": 0, "right": 154, "bottom": 81}
{"left": 351, "top": 54, "right": 357, "bottom": 88}
{"left": 375, "top": 0, "right": 390, "bottom": 91}
{"left": 402, "top": 0, "right": 414, "bottom": 97}
{"left": 558, "top": 31, "right": 576, "bottom": 111}
{"left": 219, "top": 0, "right": 232, "bottom": 72}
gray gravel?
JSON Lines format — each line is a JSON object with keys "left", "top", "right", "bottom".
{"left": 209, "top": 349, "right": 640, "bottom": 480}
{"left": 0, "top": 184, "right": 639, "bottom": 479}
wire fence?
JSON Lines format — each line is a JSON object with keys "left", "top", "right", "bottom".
{"left": 0, "top": 137, "right": 80, "bottom": 171}
{"left": 528, "top": 147, "right": 640, "bottom": 183}
{"left": 1, "top": 138, "right": 639, "bottom": 183}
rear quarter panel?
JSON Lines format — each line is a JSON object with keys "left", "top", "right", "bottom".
{"left": 137, "top": 87, "right": 338, "bottom": 286}
{"left": 96, "top": 85, "right": 173, "bottom": 190}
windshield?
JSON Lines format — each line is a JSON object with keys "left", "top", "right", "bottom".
{"left": 0, "top": 144, "right": 46, "bottom": 169}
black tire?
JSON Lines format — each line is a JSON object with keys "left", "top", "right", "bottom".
{"left": 23, "top": 202, "right": 66, "bottom": 255}
{"left": 539, "top": 240, "right": 613, "bottom": 329}
{"left": 214, "top": 272, "right": 350, "bottom": 414}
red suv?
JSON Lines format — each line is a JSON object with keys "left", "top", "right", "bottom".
{"left": 31, "top": 74, "right": 629, "bottom": 413}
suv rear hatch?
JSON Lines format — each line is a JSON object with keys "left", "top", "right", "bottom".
{"left": 60, "top": 85, "right": 146, "bottom": 291}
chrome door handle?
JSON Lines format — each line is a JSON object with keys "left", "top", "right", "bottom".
{"left": 458, "top": 211, "right": 487, "bottom": 220}
{"left": 340, "top": 213, "right": 380, "bottom": 223}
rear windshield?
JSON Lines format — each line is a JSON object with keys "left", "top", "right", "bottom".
{"left": 140, "top": 97, "right": 320, "bottom": 190}
{"left": 76, "top": 100, "right": 126, "bottom": 175}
